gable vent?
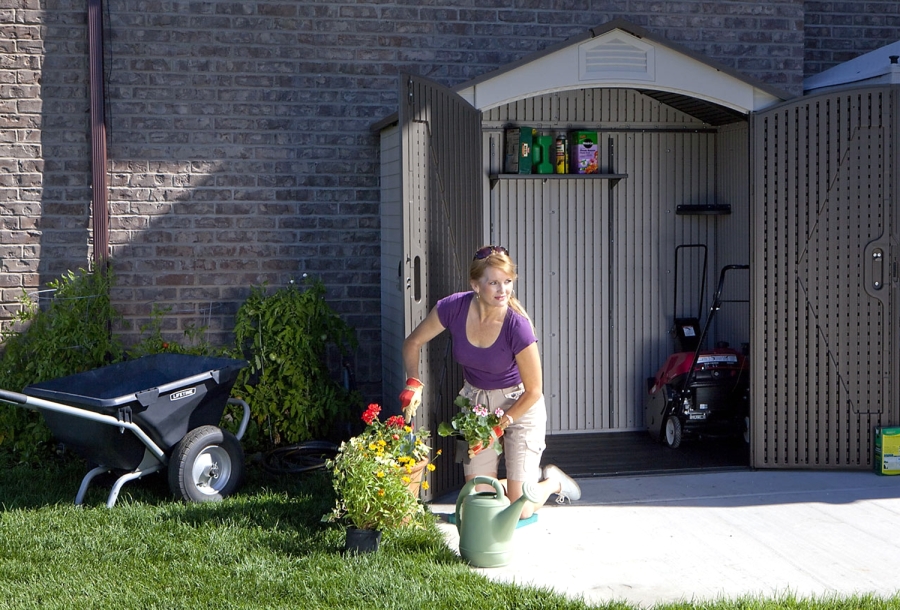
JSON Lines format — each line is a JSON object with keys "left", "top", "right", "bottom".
{"left": 579, "top": 35, "right": 655, "bottom": 82}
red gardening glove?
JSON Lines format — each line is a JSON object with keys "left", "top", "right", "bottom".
{"left": 467, "top": 441, "right": 484, "bottom": 459}
{"left": 399, "top": 377, "right": 424, "bottom": 422}
{"left": 492, "top": 425, "right": 504, "bottom": 439}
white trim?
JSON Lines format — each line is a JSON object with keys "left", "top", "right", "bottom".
{"left": 804, "top": 39, "right": 900, "bottom": 93}
{"left": 456, "top": 27, "right": 783, "bottom": 115}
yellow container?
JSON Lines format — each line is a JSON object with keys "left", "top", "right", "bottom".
{"left": 874, "top": 426, "right": 900, "bottom": 475}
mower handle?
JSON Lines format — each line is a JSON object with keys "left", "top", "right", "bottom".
{"left": 679, "top": 264, "right": 750, "bottom": 397}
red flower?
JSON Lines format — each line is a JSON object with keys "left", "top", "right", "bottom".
{"left": 385, "top": 415, "right": 405, "bottom": 429}
{"left": 361, "top": 403, "right": 381, "bottom": 425}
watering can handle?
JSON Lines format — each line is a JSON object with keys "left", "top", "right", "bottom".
{"left": 454, "top": 476, "right": 505, "bottom": 528}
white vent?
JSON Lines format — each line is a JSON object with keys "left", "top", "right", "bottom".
{"left": 579, "top": 33, "right": 655, "bottom": 82}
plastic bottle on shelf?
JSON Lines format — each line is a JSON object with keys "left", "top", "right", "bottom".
{"left": 555, "top": 133, "right": 568, "bottom": 174}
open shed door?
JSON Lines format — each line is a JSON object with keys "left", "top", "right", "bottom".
{"left": 751, "top": 87, "right": 899, "bottom": 469}
{"left": 399, "top": 74, "right": 483, "bottom": 497}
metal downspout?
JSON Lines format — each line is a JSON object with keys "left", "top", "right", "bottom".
{"left": 88, "top": 0, "right": 109, "bottom": 266}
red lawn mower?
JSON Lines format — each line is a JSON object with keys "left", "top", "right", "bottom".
{"left": 644, "top": 244, "right": 750, "bottom": 449}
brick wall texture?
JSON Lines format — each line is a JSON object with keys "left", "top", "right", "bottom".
{"left": 1, "top": 0, "right": 898, "bottom": 401}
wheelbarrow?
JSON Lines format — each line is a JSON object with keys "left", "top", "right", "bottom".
{"left": 0, "top": 353, "right": 250, "bottom": 507}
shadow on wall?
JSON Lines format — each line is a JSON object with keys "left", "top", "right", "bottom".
{"left": 26, "top": 4, "right": 386, "bottom": 399}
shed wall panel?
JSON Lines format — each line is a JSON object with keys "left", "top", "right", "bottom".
{"left": 380, "top": 125, "right": 405, "bottom": 409}
{"left": 485, "top": 87, "right": 748, "bottom": 434}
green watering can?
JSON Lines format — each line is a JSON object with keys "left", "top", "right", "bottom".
{"left": 454, "top": 475, "right": 541, "bottom": 568}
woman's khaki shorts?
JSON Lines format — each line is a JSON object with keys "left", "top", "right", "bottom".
{"left": 457, "top": 380, "right": 547, "bottom": 483}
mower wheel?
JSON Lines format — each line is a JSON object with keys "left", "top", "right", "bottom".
{"left": 169, "top": 425, "right": 245, "bottom": 502}
{"left": 664, "top": 416, "right": 683, "bottom": 449}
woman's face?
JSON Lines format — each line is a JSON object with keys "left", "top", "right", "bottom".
{"left": 472, "top": 265, "right": 514, "bottom": 308}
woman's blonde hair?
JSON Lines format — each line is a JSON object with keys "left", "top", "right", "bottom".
{"left": 469, "top": 246, "right": 533, "bottom": 327}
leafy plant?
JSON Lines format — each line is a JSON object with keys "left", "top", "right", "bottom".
{"left": 0, "top": 268, "right": 123, "bottom": 460}
{"left": 438, "top": 395, "right": 505, "bottom": 458}
{"left": 0, "top": 269, "right": 228, "bottom": 463}
{"left": 230, "top": 276, "right": 361, "bottom": 450}
{"left": 127, "top": 304, "right": 217, "bottom": 358}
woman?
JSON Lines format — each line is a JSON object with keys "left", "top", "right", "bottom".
{"left": 400, "top": 245, "right": 580, "bottom": 519}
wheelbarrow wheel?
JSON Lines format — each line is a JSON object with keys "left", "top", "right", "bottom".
{"left": 664, "top": 416, "right": 682, "bottom": 449}
{"left": 169, "top": 425, "right": 245, "bottom": 502}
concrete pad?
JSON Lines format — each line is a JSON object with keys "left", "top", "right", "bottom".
{"left": 430, "top": 470, "right": 900, "bottom": 608}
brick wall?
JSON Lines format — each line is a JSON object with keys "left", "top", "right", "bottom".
{"left": 805, "top": 1, "right": 900, "bottom": 78}
{"left": 0, "top": 0, "right": 894, "bottom": 401}
{"left": 1, "top": 0, "right": 92, "bottom": 317}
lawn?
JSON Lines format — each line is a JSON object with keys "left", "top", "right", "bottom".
{"left": 0, "top": 456, "right": 897, "bottom": 610}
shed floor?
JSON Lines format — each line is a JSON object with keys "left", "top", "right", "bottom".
{"left": 540, "top": 431, "right": 749, "bottom": 477}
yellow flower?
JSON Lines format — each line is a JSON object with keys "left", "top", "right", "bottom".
{"left": 427, "top": 463, "right": 436, "bottom": 471}
{"left": 402, "top": 476, "right": 411, "bottom": 484}
{"left": 376, "top": 470, "right": 385, "bottom": 478}
{"left": 422, "top": 481, "right": 430, "bottom": 490}
{"left": 377, "top": 489, "right": 385, "bottom": 496}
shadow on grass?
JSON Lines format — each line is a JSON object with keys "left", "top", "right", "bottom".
{"left": 0, "top": 455, "right": 462, "bottom": 564}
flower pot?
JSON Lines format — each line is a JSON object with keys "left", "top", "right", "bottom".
{"left": 405, "top": 458, "right": 429, "bottom": 497}
{"left": 344, "top": 527, "right": 381, "bottom": 554}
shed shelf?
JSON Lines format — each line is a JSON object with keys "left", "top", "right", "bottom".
{"left": 675, "top": 204, "right": 731, "bottom": 215}
{"left": 489, "top": 173, "right": 627, "bottom": 189}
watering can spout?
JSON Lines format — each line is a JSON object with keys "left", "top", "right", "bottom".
{"left": 454, "top": 476, "right": 541, "bottom": 568}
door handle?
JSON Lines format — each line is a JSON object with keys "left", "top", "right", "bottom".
{"left": 872, "top": 248, "right": 884, "bottom": 290}
{"left": 413, "top": 255, "right": 422, "bottom": 302}
{"left": 864, "top": 238, "right": 890, "bottom": 303}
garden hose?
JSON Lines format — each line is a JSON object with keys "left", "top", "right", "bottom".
{"left": 259, "top": 440, "right": 339, "bottom": 476}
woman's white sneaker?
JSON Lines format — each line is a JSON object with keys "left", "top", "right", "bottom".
{"left": 543, "top": 464, "right": 581, "bottom": 503}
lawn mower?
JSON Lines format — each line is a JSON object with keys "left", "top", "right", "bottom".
{"left": 644, "top": 244, "right": 750, "bottom": 449}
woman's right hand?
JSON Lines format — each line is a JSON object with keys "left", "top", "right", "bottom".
{"left": 399, "top": 377, "right": 424, "bottom": 421}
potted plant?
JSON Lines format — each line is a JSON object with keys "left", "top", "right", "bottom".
{"left": 438, "top": 395, "right": 506, "bottom": 459}
{"left": 325, "top": 403, "right": 436, "bottom": 552}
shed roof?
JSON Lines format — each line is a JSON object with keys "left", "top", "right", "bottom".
{"left": 454, "top": 19, "right": 792, "bottom": 125}
{"left": 804, "top": 40, "right": 900, "bottom": 93}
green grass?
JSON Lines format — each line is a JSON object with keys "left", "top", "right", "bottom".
{"left": 0, "top": 457, "right": 897, "bottom": 610}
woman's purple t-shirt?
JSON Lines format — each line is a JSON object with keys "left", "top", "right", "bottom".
{"left": 436, "top": 291, "right": 537, "bottom": 390}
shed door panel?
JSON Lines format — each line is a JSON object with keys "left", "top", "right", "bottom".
{"left": 751, "top": 88, "right": 897, "bottom": 469}
{"left": 399, "top": 74, "right": 482, "bottom": 497}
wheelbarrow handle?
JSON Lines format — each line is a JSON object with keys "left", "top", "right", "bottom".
{"left": 0, "top": 389, "right": 28, "bottom": 405}
{"left": 227, "top": 397, "right": 251, "bottom": 442}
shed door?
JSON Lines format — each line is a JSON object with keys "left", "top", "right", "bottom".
{"left": 751, "top": 87, "right": 898, "bottom": 469}
{"left": 399, "top": 74, "right": 483, "bottom": 497}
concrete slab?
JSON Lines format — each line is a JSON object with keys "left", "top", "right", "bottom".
{"left": 430, "top": 470, "right": 900, "bottom": 608}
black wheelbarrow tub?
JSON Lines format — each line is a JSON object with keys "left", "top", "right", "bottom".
{"left": 23, "top": 353, "right": 247, "bottom": 471}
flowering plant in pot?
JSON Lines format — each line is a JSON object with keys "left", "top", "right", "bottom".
{"left": 325, "top": 404, "right": 435, "bottom": 545}
{"left": 438, "top": 395, "right": 505, "bottom": 458}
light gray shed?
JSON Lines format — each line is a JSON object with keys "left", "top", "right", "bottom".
{"left": 378, "top": 20, "right": 899, "bottom": 497}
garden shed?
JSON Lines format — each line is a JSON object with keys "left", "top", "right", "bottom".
{"left": 378, "top": 19, "right": 900, "bottom": 497}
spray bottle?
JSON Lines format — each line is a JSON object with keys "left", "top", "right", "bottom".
{"left": 555, "top": 133, "right": 568, "bottom": 174}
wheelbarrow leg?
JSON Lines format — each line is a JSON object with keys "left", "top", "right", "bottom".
{"left": 105, "top": 463, "right": 165, "bottom": 508}
{"left": 75, "top": 465, "right": 110, "bottom": 506}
